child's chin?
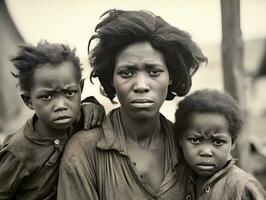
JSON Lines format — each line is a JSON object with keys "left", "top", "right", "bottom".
{"left": 197, "top": 170, "right": 214, "bottom": 177}
{"left": 52, "top": 122, "right": 72, "bottom": 130}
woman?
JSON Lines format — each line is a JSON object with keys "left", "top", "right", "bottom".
{"left": 57, "top": 9, "right": 207, "bottom": 200}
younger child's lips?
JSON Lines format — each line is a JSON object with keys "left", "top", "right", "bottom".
{"left": 197, "top": 163, "right": 216, "bottom": 170}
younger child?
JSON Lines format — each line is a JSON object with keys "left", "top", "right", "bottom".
{"left": 0, "top": 41, "right": 105, "bottom": 199}
{"left": 174, "top": 89, "right": 266, "bottom": 200}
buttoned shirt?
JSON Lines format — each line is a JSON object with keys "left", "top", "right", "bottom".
{"left": 0, "top": 115, "right": 74, "bottom": 200}
{"left": 0, "top": 96, "right": 99, "bottom": 200}
{"left": 57, "top": 108, "right": 190, "bottom": 200}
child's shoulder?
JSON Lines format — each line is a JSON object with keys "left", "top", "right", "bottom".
{"left": 1, "top": 120, "right": 44, "bottom": 170}
{"left": 2, "top": 123, "right": 28, "bottom": 150}
{"left": 230, "top": 165, "right": 260, "bottom": 182}
{"left": 229, "top": 165, "right": 266, "bottom": 198}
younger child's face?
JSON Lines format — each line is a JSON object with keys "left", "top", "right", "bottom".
{"left": 28, "top": 61, "right": 81, "bottom": 131}
{"left": 180, "top": 112, "right": 234, "bottom": 177}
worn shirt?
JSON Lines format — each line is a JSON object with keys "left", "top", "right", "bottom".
{"left": 57, "top": 108, "right": 190, "bottom": 200}
{"left": 0, "top": 96, "right": 98, "bottom": 200}
{"left": 0, "top": 115, "right": 72, "bottom": 200}
{"left": 185, "top": 160, "right": 266, "bottom": 200}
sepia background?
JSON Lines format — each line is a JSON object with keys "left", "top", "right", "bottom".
{"left": 1, "top": 0, "right": 266, "bottom": 187}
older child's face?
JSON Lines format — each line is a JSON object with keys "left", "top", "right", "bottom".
{"left": 180, "top": 112, "right": 234, "bottom": 177}
{"left": 113, "top": 41, "right": 171, "bottom": 120}
{"left": 28, "top": 61, "right": 81, "bottom": 132}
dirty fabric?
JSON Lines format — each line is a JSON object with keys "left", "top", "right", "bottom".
{"left": 185, "top": 160, "right": 266, "bottom": 200}
{"left": 57, "top": 108, "right": 190, "bottom": 200}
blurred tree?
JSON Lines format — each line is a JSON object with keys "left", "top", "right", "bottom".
{"left": 0, "top": 0, "right": 24, "bottom": 132}
{"left": 254, "top": 40, "right": 266, "bottom": 79}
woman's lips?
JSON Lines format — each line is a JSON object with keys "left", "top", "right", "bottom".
{"left": 130, "top": 99, "right": 153, "bottom": 108}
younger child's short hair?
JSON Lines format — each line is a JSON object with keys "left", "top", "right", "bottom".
{"left": 11, "top": 41, "right": 82, "bottom": 93}
{"left": 174, "top": 89, "right": 244, "bottom": 140}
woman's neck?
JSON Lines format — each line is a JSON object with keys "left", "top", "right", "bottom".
{"left": 120, "top": 110, "right": 162, "bottom": 148}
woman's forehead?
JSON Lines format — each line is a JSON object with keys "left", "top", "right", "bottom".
{"left": 115, "top": 41, "right": 166, "bottom": 67}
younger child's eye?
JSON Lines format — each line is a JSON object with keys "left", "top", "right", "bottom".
{"left": 189, "top": 138, "right": 200, "bottom": 145}
{"left": 213, "top": 139, "right": 224, "bottom": 146}
{"left": 66, "top": 91, "right": 76, "bottom": 97}
{"left": 40, "top": 95, "right": 52, "bottom": 101}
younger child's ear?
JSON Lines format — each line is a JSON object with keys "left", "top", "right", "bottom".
{"left": 80, "top": 79, "right": 85, "bottom": 93}
{"left": 21, "top": 92, "right": 34, "bottom": 110}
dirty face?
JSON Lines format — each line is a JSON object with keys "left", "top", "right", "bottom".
{"left": 180, "top": 112, "right": 234, "bottom": 177}
{"left": 113, "top": 41, "right": 171, "bottom": 120}
{"left": 28, "top": 61, "right": 81, "bottom": 132}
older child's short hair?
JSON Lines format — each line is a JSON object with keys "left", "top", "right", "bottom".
{"left": 11, "top": 41, "right": 82, "bottom": 93}
{"left": 89, "top": 9, "right": 207, "bottom": 101}
{"left": 174, "top": 89, "right": 244, "bottom": 140}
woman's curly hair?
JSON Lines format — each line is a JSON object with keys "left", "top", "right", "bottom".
{"left": 174, "top": 89, "right": 244, "bottom": 140}
{"left": 89, "top": 9, "right": 207, "bottom": 101}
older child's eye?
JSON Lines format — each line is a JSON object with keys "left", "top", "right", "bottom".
{"left": 41, "top": 95, "right": 52, "bottom": 101}
{"left": 189, "top": 138, "right": 200, "bottom": 145}
{"left": 66, "top": 91, "right": 76, "bottom": 97}
{"left": 213, "top": 139, "right": 224, "bottom": 146}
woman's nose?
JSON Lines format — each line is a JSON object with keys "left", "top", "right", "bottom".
{"left": 133, "top": 73, "right": 149, "bottom": 93}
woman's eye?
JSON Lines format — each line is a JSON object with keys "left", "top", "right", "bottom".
{"left": 66, "top": 91, "right": 76, "bottom": 97}
{"left": 213, "top": 139, "right": 224, "bottom": 146}
{"left": 189, "top": 138, "right": 200, "bottom": 145}
{"left": 148, "top": 69, "right": 161, "bottom": 77}
{"left": 119, "top": 70, "right": 134, "bottom": 78}
{"left": 41, "top": 95, "right": 52, "bottom": 101}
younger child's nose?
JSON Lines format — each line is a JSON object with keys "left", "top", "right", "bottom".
{"left": 199, "top": 146, "right": 213, "bottom": 157}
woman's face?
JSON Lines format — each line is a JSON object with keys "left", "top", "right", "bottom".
{"left": 113, "top": 41, "right": 171, "bottom": 120}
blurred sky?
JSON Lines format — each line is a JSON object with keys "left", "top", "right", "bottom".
{"left": 5, "top": 0, "right": 266, "bottom": 120}
{"left": 6, "top": 0, "right": 266, "bottom": 56}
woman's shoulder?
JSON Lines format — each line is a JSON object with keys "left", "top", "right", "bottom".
{"left": 62, "top": 127, "right": 102, "bottom": 160}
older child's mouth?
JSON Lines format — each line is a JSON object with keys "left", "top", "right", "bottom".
{"left": 54, "top": 116, "right": 72, "bottom": 124}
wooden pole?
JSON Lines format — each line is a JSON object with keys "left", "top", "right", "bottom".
{"left": 221, "top": 0, "right": 249, "bottom": 170}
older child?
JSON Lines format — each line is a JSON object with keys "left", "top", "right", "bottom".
{"left": 174, "top": 89, "right": 266, "bottom": 200}
{"left": 0, "top": 41, "right": 104, "bottom": 199}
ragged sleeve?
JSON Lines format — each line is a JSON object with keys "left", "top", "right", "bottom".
{"left": 241, "top": 179, "right": 266, "bottom": 200}
{"left": 0, "top": 150, "right": 29, "bottom": 199}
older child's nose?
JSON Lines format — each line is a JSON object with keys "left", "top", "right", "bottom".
{"left": 54, "top": 97, "right": 67, "bottom": 111}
